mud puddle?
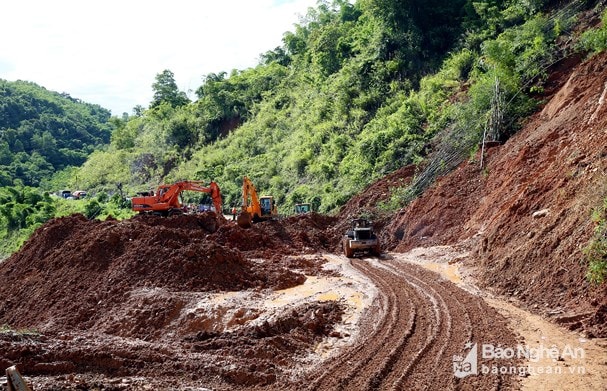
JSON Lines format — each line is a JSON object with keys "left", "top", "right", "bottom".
{"left": 0, "top": 253, "right": 377, "bottom": 390}
{"left": 195, "top": 254, "right": 377, "bottom": 356}
{"left": 390, "top": 246, "right": 607, "bottom": 391}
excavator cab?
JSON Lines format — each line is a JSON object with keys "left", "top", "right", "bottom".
{"left": 295, "top": 203, "right": 311, "bottom": 214}
{"left": 259, "top": 196, "right": 275, "bottom": 217}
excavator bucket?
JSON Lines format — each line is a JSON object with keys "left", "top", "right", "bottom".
{"left": 237, "top": 211, "right": 252, "bottom": 228}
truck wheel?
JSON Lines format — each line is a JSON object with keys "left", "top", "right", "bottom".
{"left": 344, "top": 241, "right": 354, "bottom": 258}
{"left": 372, "top": 244, "right": 381, "bottom": 257}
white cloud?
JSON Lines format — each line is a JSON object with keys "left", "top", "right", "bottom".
{"left": 0, "top": 0, "right": 317, "bottom": 115}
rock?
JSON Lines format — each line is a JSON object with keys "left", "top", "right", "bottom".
{"left": 532, "top": 209, "right": 550, "bottom": 218}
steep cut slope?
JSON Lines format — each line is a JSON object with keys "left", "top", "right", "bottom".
{"left": 384, "top": 52, "right": 607, "bottom": 337}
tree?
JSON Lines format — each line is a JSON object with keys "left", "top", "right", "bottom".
{"left": 0, "top": 79, "right": 114, "bottom": 186}
{"left": 150, "top": 70, "right": 190, "bottom": 109}
{"left": 132, "top": 105, "right": 145, "bottom": 117}
{"left": 260, "top": 47, "right": 291, "bottom": 66}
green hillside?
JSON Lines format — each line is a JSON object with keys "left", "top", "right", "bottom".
{"left": 0, "top": 80, "right": 116, "bottom": 255}
{"left": 0, "top": 0, "right": 605, "bottom": 258}
{"left": 70, "top": 0, "right": 605, "bottom": 213}
{"left": 0, "top": 80, "right": 114, "bottom": 187}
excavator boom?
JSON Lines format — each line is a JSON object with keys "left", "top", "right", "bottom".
{"left": 131, "top": 180, "right": 223, "bottom": 217}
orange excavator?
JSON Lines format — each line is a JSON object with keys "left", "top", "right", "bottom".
{"left": 131, "top": 180, "right": 223, "bottom": 217}
{"left": 237, "top": 176, "right": 277, "bottom": 228}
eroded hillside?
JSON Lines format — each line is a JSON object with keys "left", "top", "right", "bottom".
{"left": 383, "top": 52, "right": 607, "bottom": 338}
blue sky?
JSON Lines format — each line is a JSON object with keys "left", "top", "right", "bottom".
{"left": 0, "top": 0, "right": 318, "bottom": 115}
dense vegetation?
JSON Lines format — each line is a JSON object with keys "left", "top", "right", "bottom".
{"left": 0, "top": 80, "right": 113, "bottom": 187}
{"left": 69, "top": 0, "right": 603, "bottom": 212}
{"left": 0, "top": 0, "right": 605, "bottom": 260}
{"left": 0, "top": 80, "right": 117, "bottom": 255}
{"left": 584, "top": 195, "right": 607, "bottom": 284}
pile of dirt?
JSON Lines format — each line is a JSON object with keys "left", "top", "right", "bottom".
{"left": 332, "top": 164, "right": 418, "bottom": 251}
{"left": 337, "top": 164, "right": 417, "bottom": 222}
{"left": 211, "top": 212, "right": 339, "bottom": 259}
{"left": 185, "top": 301, "right": 344, "bottom": 387}
{"left": 0, "top": 212, "right": 336, "bottom": 334}
{"left": 383, "top": 52, "right": 607, "bottom": 337}
{"left": 0, "top": 301, "right": 344, "bottom": 389}
{"left": 379, "top": 159, "right": 488, "bottom": 251}
{"left": 0, "top": 211, "right": 347, "bottom": 389}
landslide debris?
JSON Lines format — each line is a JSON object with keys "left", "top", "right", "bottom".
{"left": 0, "top": 214, "right": 282, "bottom": 331}
{"left": 332, "top": 164, "right": 418, "bottom": 251}
{"left": 383, "top": 52, "right": 607, "bottom": 337}
{"left": 0, "top": 211, "right": 344, "bottom": 389}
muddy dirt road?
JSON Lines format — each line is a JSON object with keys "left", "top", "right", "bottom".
{"left": 2, "top": 212, "right": 603, "bottom": 390}
{"left": 1, "top": 249, "right": 519, "bottom": 391}
{"left": 395, "top": 246, "right": 607, "bottom": 391}
{"left": 291, "top": 255, "right": 521, "bottom": 391}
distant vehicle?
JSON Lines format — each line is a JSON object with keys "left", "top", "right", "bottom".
{"left": 198, "top": 204, "right": 214, "bottom": 212}
{"left": 342, "top": 218, "right": 381, "bottom": 258}
{"left": 72, "top": 190, "right": 87, "bottom": 199}
{"left": 295, "top": 203, "right": 311, "bottom": 214}
{"left": 59, "top": 190, "right": 72, "bottom": 199}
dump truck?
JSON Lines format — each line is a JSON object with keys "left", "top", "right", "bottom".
{"left": 342, "top": 218, "right": 381, "bottom": 258}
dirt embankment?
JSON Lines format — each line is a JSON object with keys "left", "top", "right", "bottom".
{"left": 334, "top": 164, "right": 418, "bottom": 249}
{"left": 0, "top": 212, "right": 345, "bottom": 389}
{"left": 0, "top": 213, "right": 304, "bottom": 332}
{"left": 384, "top": 52, "right": 607, "bottom": 337}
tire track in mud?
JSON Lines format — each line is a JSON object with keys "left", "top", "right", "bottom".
{"left": 295, "top": 256, "right": 520, "bottom": 391}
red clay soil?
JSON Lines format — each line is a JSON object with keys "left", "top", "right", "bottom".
{"left": 0, "top": 300, "right": 344, "bottom": 389}
{"left": 0, "top": 212, "right": 344, "bottom": 389}
{"left": 332, "top": 164, "right": 418, "bottom": 251}
{"left": 211, "top": 212, "right": 339, "bottom": 259}
{"left": 0, "top": 214, "right": 277, "bottom": 331}
{"left": 337, "top": 164, "right": 418, "bottom": 222}
{"left": 383, "top": 52, "right": 607, "bottom": 337}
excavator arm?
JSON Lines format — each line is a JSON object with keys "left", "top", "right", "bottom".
{"left": 237, "top": 176, "right": 276, "bottom": 228}
{"left": 241, "top": 176, "right": 261, "bottom": 216}
{"left": 181, "top": 181, "right": 223, "bottom": 216}
{"left": 237, "top": 176, "right": 257, "bottom": 228}
{"left": 131, "top": 180, "right": 223, "bottom": 218}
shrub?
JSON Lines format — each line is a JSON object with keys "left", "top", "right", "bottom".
{"left": 583, "top": 197, "right": 607, "bottom": 284}
{"left": 578, "top": 9, "right": 607, "bottom": 55}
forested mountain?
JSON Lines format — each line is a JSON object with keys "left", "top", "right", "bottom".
{"left": 2, "top": 0, "right": 606, "bottom": 224}
{"left": 0, "top": 80, "right": 113, "bottom": 187}
{"left": 68, "top": 0, "right": 604, "bottom": 213}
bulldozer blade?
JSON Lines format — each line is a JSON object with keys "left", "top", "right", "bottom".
{"left": 6, "top": 366, "right": 32, "bottom": 391}
{"left": 237, "top": 212, "right": 252, "bottom": 228}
